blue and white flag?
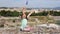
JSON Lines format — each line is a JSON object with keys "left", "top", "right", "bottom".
{"left": 26, "top": 0, "right": 28, "bottom": 5}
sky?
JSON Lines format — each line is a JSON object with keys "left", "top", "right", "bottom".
{"left": 0, "top": 0, "right": 60, "bottom": 8}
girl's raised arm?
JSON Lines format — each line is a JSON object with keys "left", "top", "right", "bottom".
{"left": 21, "top": 7, "right": 27, "bottom": 18}
{"left": 22, "top": 7, "right": 26, "bottom": 14}
{"left": 27, "top": 9, "right": 35, "bottom": 18}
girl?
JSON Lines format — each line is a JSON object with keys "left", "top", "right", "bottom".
{"left": 20, "top": 7, "right": 35, "bottom": 31}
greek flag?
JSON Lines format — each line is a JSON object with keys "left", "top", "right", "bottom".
{"left": 26, "top": 1, "right": 28, "bottom": 5}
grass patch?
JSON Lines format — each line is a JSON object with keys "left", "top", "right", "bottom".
{"left": 55, "top": 20, "right": 60, "bottom": 25}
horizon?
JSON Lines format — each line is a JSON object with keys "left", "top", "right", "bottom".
{"left": 0, "top": 7, "right": 59, "bottom": 8}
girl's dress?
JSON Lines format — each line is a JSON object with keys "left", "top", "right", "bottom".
{"left": 20, "top": 18, "right": 27, "bottom": 30}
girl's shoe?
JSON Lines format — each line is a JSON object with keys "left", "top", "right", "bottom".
{"left": 20, "top": 29, "right": 23, "bottom": 31}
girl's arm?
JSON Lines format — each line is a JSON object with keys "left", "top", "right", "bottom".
{"left": 27, "top": 10, "right": 35, "bottom": 18}
{"left": 21, "top": 7, "right": 26, "bottom": 18}
{"left": 22, "top": 7, "right": 26, "bottom": 14}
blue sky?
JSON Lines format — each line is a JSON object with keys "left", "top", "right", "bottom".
{"left": 0, "top": 0, "right": 60, "bottom": 8}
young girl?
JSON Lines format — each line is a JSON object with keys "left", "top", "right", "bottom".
{"left": 20, "top": 7, "right": 35, "bottom": 31}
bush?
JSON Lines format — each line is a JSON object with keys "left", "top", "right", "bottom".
{"left": 55, "top": 20, "right": 60, "bottom": 25}
{"left": 0, "top": 10, "right": 60, "bottom": 17}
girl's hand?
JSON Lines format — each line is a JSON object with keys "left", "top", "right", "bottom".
{"left": 22, "top": 7, "right": 26, "bottom": 14}
{"left": 31, "top": 9, "right": 35, "bottom": 13}
{"left": 22, "top": 7, "right": 26, "bottom": 11}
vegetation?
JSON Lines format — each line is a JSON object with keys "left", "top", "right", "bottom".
{"left": 0, "top": 10, "right": 60, "bottom": 17}
{"left": 55, "top": 20, "right": 60, "bottom": 25}
{"left": 0, "top": 10, "right": 20, "bottom": 17}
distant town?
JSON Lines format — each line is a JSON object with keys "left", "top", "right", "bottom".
{"left": 0, "top": 7, "right": 60, "bottom": 13}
